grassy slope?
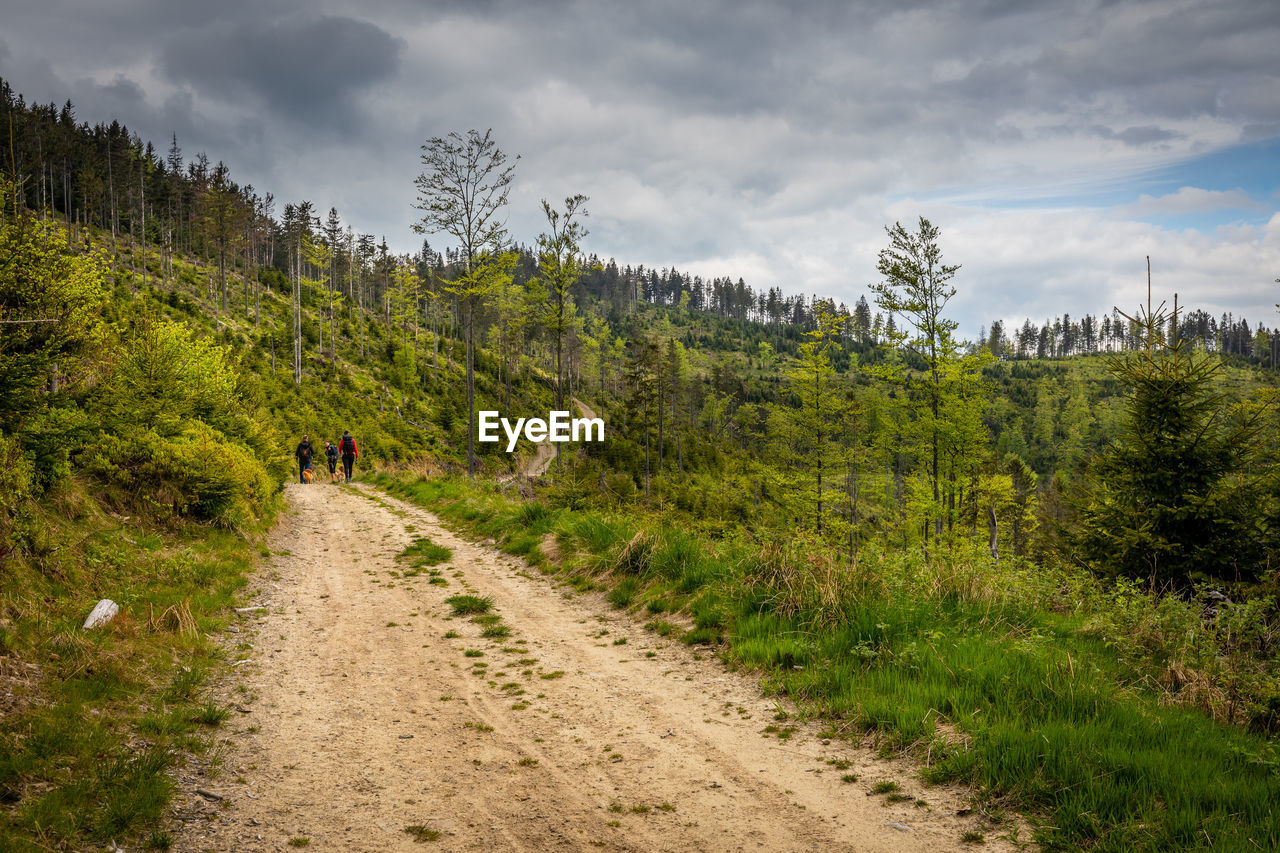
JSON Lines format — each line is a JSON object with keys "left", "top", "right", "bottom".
{"left": 376, "top": 472, "right": 1280, "bottom": 852}
{"left": 0, "top": 478, "right": 268, "bottom": 851}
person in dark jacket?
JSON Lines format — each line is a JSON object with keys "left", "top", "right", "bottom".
{"left": 295, "top": 435, "right": 314, "bottom": 483}
{"left": 339, "top": 430, "right": 359, "bottom": 483}
{"left": 324, "top": 440, "right": 340, "bottom": 482}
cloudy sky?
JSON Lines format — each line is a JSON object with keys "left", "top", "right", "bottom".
{"left": 3, "top": 0, "right": 1279, "bottom": 335}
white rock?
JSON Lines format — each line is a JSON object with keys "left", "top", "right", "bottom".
{"left": 82, "top": 599, "right": 120, "bottom": 630}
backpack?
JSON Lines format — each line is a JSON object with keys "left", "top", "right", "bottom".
{"left": 341, "top": 435, "right": 356, "bottom": 456}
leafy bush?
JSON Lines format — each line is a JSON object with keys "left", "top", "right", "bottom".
{"left": 83, "top": 424, "right": 275, "bottom": 528}
{"left": 0, "top": 203, "right": 109, "bottom": 428}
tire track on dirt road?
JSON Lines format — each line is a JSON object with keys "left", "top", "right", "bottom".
{"left": 174, "top": 482, "right": 1018, "bottom": 852}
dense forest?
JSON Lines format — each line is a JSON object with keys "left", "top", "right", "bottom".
{"left": 3, "top": 79, "right": 1280, "bottom": 850}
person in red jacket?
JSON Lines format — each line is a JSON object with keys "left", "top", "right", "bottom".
{"left": 339, "top": 430, "right": 359, "bottom": 483}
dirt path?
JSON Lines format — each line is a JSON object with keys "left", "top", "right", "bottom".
{"left": 503, "top": 397, "right": 599, "bottom": 480}
{"left": 174, "top": 483, "right": 1018, "bottom": 852}
{"left": 523, "top": 439, "right": 558, "bottom": 479}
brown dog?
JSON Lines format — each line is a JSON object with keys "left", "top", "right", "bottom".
{"left": 302, "top": 468, "right": 315, "bottom": 483}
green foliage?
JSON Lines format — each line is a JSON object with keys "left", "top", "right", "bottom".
{"left": 0, "top": 430, "right": 34, "bottom": 554}
{"left": 445, "top": 595, "right": 494, "bottom": 615}
{"left": 0, "top": 198, "right": 109, "bottom": 425}
{"left": 84, "top": 422, "right": 275, "bottom": 528}
{"left": 870, "top": 218, "right": 993, "bottom": 546}
{"left": 1075, "top": 296, "right": 1269, "bottom": 587}
{"left": 391, "top": 344, "right": 417, "bottom": 390}
{"left": 776, "top": 302, "right": 855, "bottom": 535}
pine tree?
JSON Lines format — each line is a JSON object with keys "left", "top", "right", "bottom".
{"left": 1076, "top": 268, "right": 1266, "bottom": 588}
{"left": 534, "top": 194, "right": 589, "bottom": 419}
{"left": 624, "top": 336, "right": 661, "bottom": 503}
{"left": 780, "top": 302, "right": 853, "bottom": 535}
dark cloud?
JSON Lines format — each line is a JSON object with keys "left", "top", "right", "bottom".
{"left": 1114, "top": 126, "right": 1181, "bottom": 147}
{"left": 160, "top": 15, "right": 403, "bottom": 131}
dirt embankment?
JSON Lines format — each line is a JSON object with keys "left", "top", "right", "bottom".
{"left": 173, "top": 483, "right": 1019, "bottom": 852}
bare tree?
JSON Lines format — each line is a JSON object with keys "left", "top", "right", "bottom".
{"left": 412, "top": 129, "right": 518, "bottom": 478}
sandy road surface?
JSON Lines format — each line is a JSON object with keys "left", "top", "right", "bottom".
{"left": 173, "top": 483, "right": 1017, "bottom": 852}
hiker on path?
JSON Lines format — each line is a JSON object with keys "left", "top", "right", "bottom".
{"left": 339, "top": 430, "right": 359, "bottom": 484}
{"left": 295, "top": 435, "right": 314, "bottom": 484}
{"left": 324, "top": 440, "right": 340, "bottom": 482}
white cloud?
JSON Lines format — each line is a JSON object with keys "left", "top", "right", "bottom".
{"left": 1113, "top": 186, "right": 1268, "bottom": 218}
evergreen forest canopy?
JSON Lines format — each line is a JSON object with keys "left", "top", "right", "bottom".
{"left": 5, "top": 76, "right": 1280, "bottom": 852}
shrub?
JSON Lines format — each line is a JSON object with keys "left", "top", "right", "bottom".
{"left": 83, "top": 423, "right": 275, "bottom": 529}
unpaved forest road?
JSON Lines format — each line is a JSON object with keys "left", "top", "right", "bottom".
{"left": 174, "top": 483, "right": 1018, "bottom": 852}
{"left": 504, "top": 398, "right": 598, "bottom": 481}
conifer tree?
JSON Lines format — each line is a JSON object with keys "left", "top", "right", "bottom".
{"left": 624, "top": 336, "right": 661, "bottom": 502}
{"left": 780, "top": 302, "right": 853, "bottom": 535}
{"left": 1076, "top": 270, "right": 1266, "bottom": 587}
{"left": 872, "top": 218, "right": 990, "bottom": 548}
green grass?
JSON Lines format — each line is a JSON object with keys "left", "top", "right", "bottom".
{"left": 0, "top": 489, "right": 273, "bottom": 852}
{"left": 644, "top": 619, "right": 678, "bottom": 637}
{"left": 399, "top": 537, "right": 453, "bottom": 566}
{"left": 190, "top": 701, "right": 229, "bottom": 726}
{"left": 404, "top": 825, "right": 441, "bottom": 842}
{"left": 606, "top": 577, "right": 640, "bottom": 608}
{"left": 373, "top": 471, "right": 1280, "bottom": 852}
{"left": 445, "top": 595, "right": 494, "bottom": 615}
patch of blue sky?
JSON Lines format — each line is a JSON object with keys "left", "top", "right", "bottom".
{"left": 932, "top": 136, "right": 1280, "bottom": 231}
